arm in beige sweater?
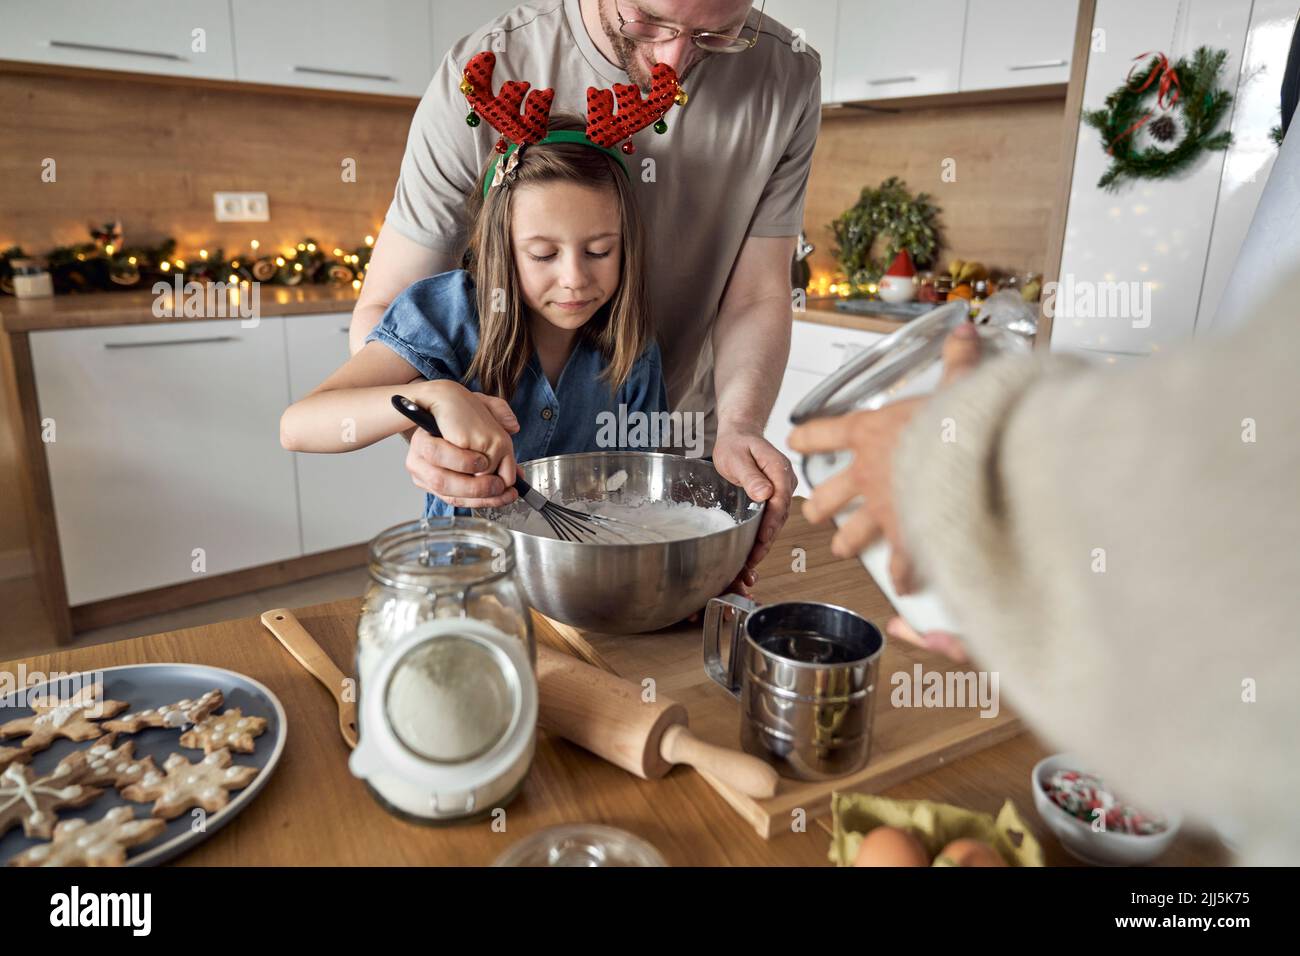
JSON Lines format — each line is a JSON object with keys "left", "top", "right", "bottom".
{"left": 893, "top": 276, "right": 1300, "bottom": 863}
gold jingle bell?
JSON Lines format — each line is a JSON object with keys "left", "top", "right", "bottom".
{"left": 459, "top": 75, "right": 474, "bottom": 95}
{"left": 674, "top": 86, "right": 688, "bottom": 107}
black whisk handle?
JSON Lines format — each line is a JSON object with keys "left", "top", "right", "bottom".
{"left": 392, "top": 393, "right": 530, "bottom": 498}
{"left": 391, "top": 394, "right": 442, "bottom": 438}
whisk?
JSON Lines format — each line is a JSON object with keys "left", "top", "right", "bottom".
{"left": 392, "top": 395, "right": 662, "bottom": 544}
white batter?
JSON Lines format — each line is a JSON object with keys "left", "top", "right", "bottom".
{"left": 500, "top": 496, "right": 738, "bottom": 543}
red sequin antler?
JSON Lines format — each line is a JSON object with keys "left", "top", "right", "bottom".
{"left": 460, "top": 51, "right": 555, "bottom": 153}
{"left": 586, "top": 63, "right": 686, "bottom": 154}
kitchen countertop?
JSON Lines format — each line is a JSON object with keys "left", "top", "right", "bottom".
{"left": 0, "top": 508, "right": 1228, "bottom": 866}
{"left": 800, "top": 303, "right": 906, "bottom": 336}
{"left": 0, "top": 284, "right": 361, "bottom": 333}
{"left": 0, "top": 289, "right": 905, "bottom": 336}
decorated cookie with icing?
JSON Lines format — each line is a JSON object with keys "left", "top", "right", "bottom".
{"left": 55, "top": 733, "right": 159, "bottom": 789}
{"left": 0, "top": 751, "right": 104, "bottom": 840}
{"left": 103, "top": 688, "right": 223, "bottom": 735}
{"left": 9, "top": 805, "right": 165, "bottom": 867}
{"left": 178, "top": 708, "right": 267, "bottom": 755}
{"left": 0, "top": 746, "right": 33, "bottom": 772}
{"left": 0, "top": 685, "right": 128, "bottom": 756}
{"left": 120, "top": 749, "right": 258, "bottom": 820}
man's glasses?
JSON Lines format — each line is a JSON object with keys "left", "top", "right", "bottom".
{"left": 615, "top": 0, "right": 765, "bottom": 53}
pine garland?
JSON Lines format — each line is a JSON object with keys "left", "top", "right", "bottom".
{"left": 1083, "top": 46, "right": 1234, "bottom": 191}
{"left": 2, "top": 228, "right": 374, "bottom": 295}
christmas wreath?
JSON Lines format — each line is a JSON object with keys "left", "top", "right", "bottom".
{"left": 829, "top": 176, "right": 940, "bottom": 292}
{"left": 1083, "top": 46, "right": 1234, "bottom": 190}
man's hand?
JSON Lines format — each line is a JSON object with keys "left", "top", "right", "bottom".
{"left": 405, "top": 387, "right": 521, "bottom": 509}
{"left": 711, "top": 427, "right": 795, "bottom": 597}
{"left": 788, "top": 323, "right": 982, "bottom": 593}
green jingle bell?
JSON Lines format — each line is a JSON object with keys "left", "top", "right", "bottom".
{"left": 466, "top": 110, "right": 481, "bottom": 128}
{"left": 653, "top": 119, "right": 668, "bottom": 134}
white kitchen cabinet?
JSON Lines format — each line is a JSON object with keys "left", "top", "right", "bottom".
{"left": 759, "top": 0, "right": 838, "bottom": 106}
{"left": 0, "top": 0, "right": 236, "bottom": 81}
{"left": 833, "top": 0, "right": 968, "bottom": 102}
{"left": 1196, "top": 0, "right": 1296, "bottom": 332}
{"left": 30, "top": 319, "right": 301, "bottom": 606}
{"left": 284, "top": 315, "right": 424, "bottom": 554}
{"left": 231, "top": 0, "right": 433, "bottom": 96}
{"left": 959, "top": 0, "right": 1078, "bottom": 91}
{"left": 1050, "top": 0, "right": 1254, "bottom": 358}
{"left": 767, "top": 368, "right": 824, "bottom": 499}
{"left": 787, "top": 315, "right": 885, "bottom": 378}
{"left": 766, "top": 318, "right": 885, "bottom": 497}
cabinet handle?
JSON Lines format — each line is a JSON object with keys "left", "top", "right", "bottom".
{"left": 49, "top": 39, "right": 184, "bottom": 61}
{"left": 104, "top": 336, "right": 237, "bottom": 350}
{"left": 868, "top": 75, "right": 917, "bottom": 85}
{"left": 292, "top": 65, "right": 396, "bottom": 83}
{"left": 1009, "top": 59, "right": 1068, "bottom": 71}
{"left": 340, "top": 326, "right": 351, "bottom": 333}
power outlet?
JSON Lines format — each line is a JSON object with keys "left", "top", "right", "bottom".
{"left": 213, "top": 192, "right": 270, "bottom": 223}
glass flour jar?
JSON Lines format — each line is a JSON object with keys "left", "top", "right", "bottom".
{"left": 791, "top": 298, "right": 1036, "bottom": 635}
{"left": 350, "top": 517, "right": 536, "bottom": 825}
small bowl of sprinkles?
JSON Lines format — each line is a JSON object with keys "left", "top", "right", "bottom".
{"left": 1031, "top": 754, "right": 1182, "bottom": 866}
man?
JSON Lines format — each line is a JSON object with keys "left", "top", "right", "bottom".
{"left": 350, "top": 0, "right": 820, "bottom": 590}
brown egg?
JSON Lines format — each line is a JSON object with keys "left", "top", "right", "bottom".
{"left": 932, "top": 838, "right": 1007, "bottom": 867}
{"left": 853, "top": 826, "right": 930, "bottom": 867}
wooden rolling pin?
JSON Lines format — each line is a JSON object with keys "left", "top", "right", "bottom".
{"left": 535, "top": 644, "right": 779, "bottom": 799}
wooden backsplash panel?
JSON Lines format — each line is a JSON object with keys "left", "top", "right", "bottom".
{"left": 1, "top": 69, "right": 1066, "bottom": 279}
{"left": 0, "top": 69, "right": 416, "bottom": 254}
{"left": 804, "top": 97, "right": 1067, "bottom": 280}
{"left": 0, "top": 68, "right": 417, "bottom": 558}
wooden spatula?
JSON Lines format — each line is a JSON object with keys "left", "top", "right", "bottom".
{"left": 260, "top": 608, "right": 357, "bottom": 748}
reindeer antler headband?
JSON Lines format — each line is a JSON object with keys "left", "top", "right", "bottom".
{"left": 459, "top": 51, "right": 688, "bottom": 198}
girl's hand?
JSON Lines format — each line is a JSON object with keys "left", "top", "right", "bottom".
{"left": 407, "top": 381, "right": 521, "bottom": 510}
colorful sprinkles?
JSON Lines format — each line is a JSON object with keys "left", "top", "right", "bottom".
{"left": 1042, "top": 769, "right": 1167, "bottom": 835}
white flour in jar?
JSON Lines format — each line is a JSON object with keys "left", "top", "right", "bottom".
{"left": 499, "top": 496, "right": 737, "bottom": 542}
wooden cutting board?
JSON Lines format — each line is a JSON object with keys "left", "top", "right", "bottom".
{"left": 531, "top": 506, "right": 1024, "bottom": 839}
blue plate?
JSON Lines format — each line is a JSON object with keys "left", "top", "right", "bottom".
{"left": 1, "top": 663, "right": 287, "bottom": 866}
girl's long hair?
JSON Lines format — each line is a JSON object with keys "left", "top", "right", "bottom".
{"left": 464, "top": 114, "right": 651, "bottom": 400}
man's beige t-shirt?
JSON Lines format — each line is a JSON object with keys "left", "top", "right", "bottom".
{"left": 386, "top": 0, "right": 821, "bottom": 441}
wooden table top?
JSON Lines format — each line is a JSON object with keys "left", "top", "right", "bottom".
{"left": 1, "top": 511, "right": 1230, "bottom": 866}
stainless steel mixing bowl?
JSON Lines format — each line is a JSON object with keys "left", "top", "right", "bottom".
{"left": 478, "top": 452, "right": 764, "bottom": 633}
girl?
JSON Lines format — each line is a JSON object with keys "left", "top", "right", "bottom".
{"left": 280, "top": 116, "right": 668, "bottom": 518}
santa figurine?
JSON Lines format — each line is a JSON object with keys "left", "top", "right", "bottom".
{"left": 877, "top": 249, "right": 917, "bottom": 304}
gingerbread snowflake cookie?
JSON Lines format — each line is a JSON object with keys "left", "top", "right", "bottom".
{"left": 0, "top": 685, "right": 128, "bottom": 755}
{"left": 121, "top": 749, "right": 258, "bottom": 820}
{"left": 56, "top": 733, "right": 159, "bottom": 789}
{"left": 179, "top": 707, "right": 267, "bottom": 755}
{"left": 0, "top": 746, "right": 33, "bottom": 771}
{"left": 9, "top": 806, "right": 165, "bottom": 867}
{"left": 103, "top": 689, "right": 223, "bottom": 735}
{"left": 0, "top": 752, "right": 104, "bottom": 840}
